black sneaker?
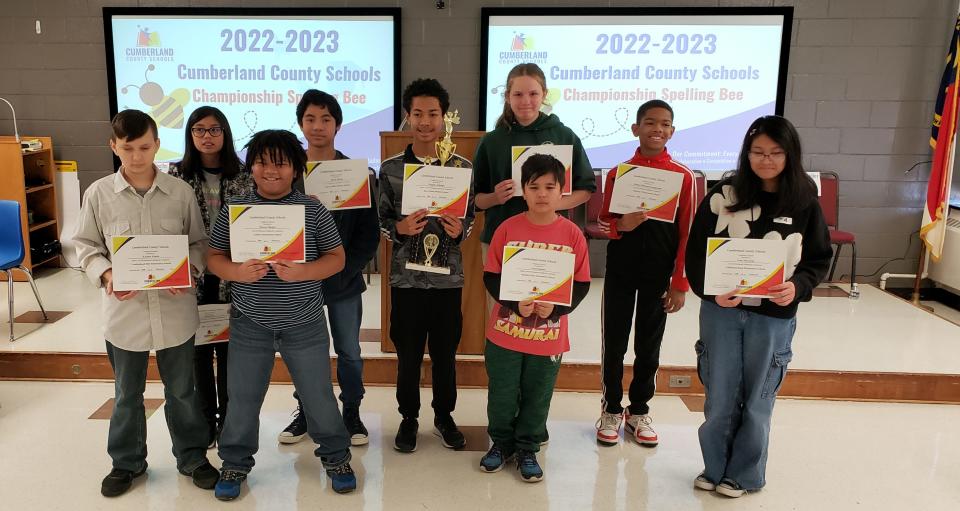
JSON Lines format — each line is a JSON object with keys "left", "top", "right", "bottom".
{"left": 278, "top": 405, "right": 307, "bottom": 444}
{"left": 433, "top": 415, "right": 466, "bottom": 450}
{"left": 179, "top": 460, "right": 219, "bottom": 490}
{"left": 101, "top": 463, "right": 147, "bottom": 497}
{"left": 394, "top": 417, "right": 418, "bottom": 453}
{"left": 343, "top": 407, "right": 369, "bottom": 446}
{"left": 516, "top": 450, "right": 544, "bottom": 483}
{"left": 325, "top": 461, "right": 358, "bottom": 494}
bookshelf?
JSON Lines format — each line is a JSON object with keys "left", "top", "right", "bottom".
{"left": 0, "top": 136, "right": 61, "bottom": 282}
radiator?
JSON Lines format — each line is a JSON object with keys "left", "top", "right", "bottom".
{"left": 928, "top": 205, "right": 960, "bottom": 294}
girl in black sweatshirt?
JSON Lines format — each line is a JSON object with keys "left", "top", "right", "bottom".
{"left": 685, "top": 116, "right": 832, "bottom": 498}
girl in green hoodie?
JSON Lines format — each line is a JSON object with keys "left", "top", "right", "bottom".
{"left": 474, "top": 63, "right": 597, "bottom": 250}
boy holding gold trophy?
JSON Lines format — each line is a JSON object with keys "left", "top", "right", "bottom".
{"left": 378, "top": 79, "right": 474, "bottom": 453}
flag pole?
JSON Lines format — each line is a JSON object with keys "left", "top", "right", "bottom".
{"left": 913, "top": 7, "right": 960, "bottom": 308}
{"left": 910, "top": 246, "right": 927, "bottom": 306}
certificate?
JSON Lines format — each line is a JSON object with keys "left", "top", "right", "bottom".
{"left": 195, "top": 304, "right": 230, "bottom": 346}
{"left": 400, "top": 164, "right": 472, "bottom": 218}
{"left": 110, "top": 235, "right": 192, "bottom": 292}
{"left": 499, "top": 246, "right": 576, "bottom": 306}
{"left": 228, "top": 204, "right": 305, "bottom": 263}
{"left": 303, "top": 159, "right": 372, "bottom": 210}
{"left": 511, "top": 145, "right": 573, "bottom": 196}
{"left": 704, "top": 237, "right": 787, "bottom": 298}
{"left": 607, "top": 164, "right": 685, "bottom": 222}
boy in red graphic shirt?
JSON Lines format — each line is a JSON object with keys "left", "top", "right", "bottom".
{"left": 479, "top": 153, "right": 591, "bottom": 483}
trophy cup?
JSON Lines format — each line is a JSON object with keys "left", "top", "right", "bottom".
{"left": 405, "top": 110, "right": 460, "bottom": 275}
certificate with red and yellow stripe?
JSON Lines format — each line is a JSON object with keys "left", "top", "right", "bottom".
{"left": 704, "top": 237, "right": 786, "bottom": 298}
{"left": 608, "top": 164, "right": 684, "bottom": 222}
{"left": 228, "top": 204, "right": 305, "bottom": 263}
{"left": 511, "top": 145, "right": 573, "bottom": 196}
{"left": 400, "top": 163, "right": 472, "bottom": 218}
{"left": 195, "top": 303, "right": 230, "bottom": 345}
{"left": 303, "top": 159, "right": 372, "bottom": 210}
{"left": 499, "top": 246, "right": 576, "bottom": 306}
{"left": 111, "top": 235, "right": 192, "bottom": 291}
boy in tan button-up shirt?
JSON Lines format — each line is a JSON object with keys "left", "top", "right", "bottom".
{"left": 74, "top": 110, "right": 218, "bottom": 497}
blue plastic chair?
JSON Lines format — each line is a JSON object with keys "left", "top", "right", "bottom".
{"left": 0, "top": 200, "right": 48, "bottom": 341}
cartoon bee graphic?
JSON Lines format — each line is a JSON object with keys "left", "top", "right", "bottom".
{"left": 147, "top": 274, "right": 154, "bottom": 280}
{"left": 335, "top": 195, "right": 341, "bottom": 201}
{"left": 431, "top": 200, "right": 438, "bottom": 207}
{"left": 263, "top": 246, "right": 270, "bottom": 252}
{"left": 121, "top": 64, "right": 189, "bottom": 129}
{"left": 531, "top": 286, "right": 540, "bottom": 293}
{"left": 739, "top": 279, "right": 748, "bottom": 286}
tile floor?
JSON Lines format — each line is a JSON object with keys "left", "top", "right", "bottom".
{"left": 0, "top": 381, "right": 957, "bottom": 510}
{"left": 3, "top": 269, "right": 960, "bottom": 374}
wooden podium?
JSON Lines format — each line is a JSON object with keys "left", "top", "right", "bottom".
{"left": 378, "top": 131, "right": 487, "bottom": 354}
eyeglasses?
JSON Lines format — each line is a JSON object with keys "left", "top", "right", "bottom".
{"left": 191, "top": 127, "right": 223, "bottom": 137}
{"left": 748, "top": 151, "right": 786, "bottom": 163}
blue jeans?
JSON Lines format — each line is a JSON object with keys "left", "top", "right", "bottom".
{"left": 329, "top": 294, "right": 366, "bottom": 408}
{"left": 696, "top": 301, "right": 795, "bottom": 490}
{"left": 218, "top": 309, "right": 351, "bottom": 472}
{"left": 293, "top": 294, "right": 365, "bottom": 411}
{"left": 105, "top": 338, "right": 209, "bottom": 473}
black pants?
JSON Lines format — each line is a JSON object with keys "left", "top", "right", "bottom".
{"left": 195, "top": 342, "right": 228, "bottom": 438}
{"left": 390, "top": 286, "right": 462, "bottom": 419}
{"left": 195, "top": 274, "right": 228, "bottom": 440}
{"left": 601, "top": 277, "right": 667, "bottom": 415}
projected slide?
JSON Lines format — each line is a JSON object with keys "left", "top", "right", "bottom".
{"left": 106, "top": 10, "right": 397, "bottom": 169}
{"left": 483, "top": 11, "right": 790, "bottom": 175}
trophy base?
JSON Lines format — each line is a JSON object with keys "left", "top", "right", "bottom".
{"left": 405, "top": 262, "right": 451, "bottom": 275}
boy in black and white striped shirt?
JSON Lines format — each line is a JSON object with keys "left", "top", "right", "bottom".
{"left": 206, "top": 130, "right": 357, "bottom": 499}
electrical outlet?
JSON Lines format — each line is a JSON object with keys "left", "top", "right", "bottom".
{"left": 669, "top": 375, "right": 691, "bottom": 388}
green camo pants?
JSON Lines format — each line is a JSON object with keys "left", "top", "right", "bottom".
{"left": 485, "top": 340, "right": 562, "bottom": 454}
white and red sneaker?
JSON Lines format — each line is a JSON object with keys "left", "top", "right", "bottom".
{"left": 595, "top": 411, "right": 623, "bottom": 446}
{"left": 624, "top": 410, "right": 658, "bottom": 446}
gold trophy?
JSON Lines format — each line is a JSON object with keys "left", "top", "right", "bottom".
{"left": 405, "top": 110, "right": 460, "bottom": 275}
{"left": 422, "top": 233, "right": 440, "bottom": 267}
{"left": 436, "top": 110, "right": 460, "bottom": 165}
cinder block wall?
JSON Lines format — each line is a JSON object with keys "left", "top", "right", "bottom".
{"left": 0, "top": 0, "right": 953, "bottom": 281}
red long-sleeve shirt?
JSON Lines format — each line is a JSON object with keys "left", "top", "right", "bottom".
{"left": 598, "top": 147, "right": 695, "bottom": 293}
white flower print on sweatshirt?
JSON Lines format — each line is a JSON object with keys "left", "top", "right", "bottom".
{"left": 763, "top": 231, "right": 803, "bottom": 279}
{"left": 710, "top": 185, "right": 760, "bottom": 238}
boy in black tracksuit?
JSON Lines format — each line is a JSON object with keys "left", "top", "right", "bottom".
{"left": 595, "top": 100, "right": 696, "bottom": 447}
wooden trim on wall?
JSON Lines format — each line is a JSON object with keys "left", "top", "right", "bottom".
{"left": 3, "top": 351, "right": 959, "bottom": 404}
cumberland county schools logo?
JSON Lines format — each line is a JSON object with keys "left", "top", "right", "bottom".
{"left": 511, "top": 32, "right": 534, "bottom": 51}
{"left": 125, "top": 26, "right": 174, "bottom": 62}
{"left": 137, "top": 26, "right": 161, "bottom": 47}
{"left": 499, "top": 32, "right": 547, "bottom": 65}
